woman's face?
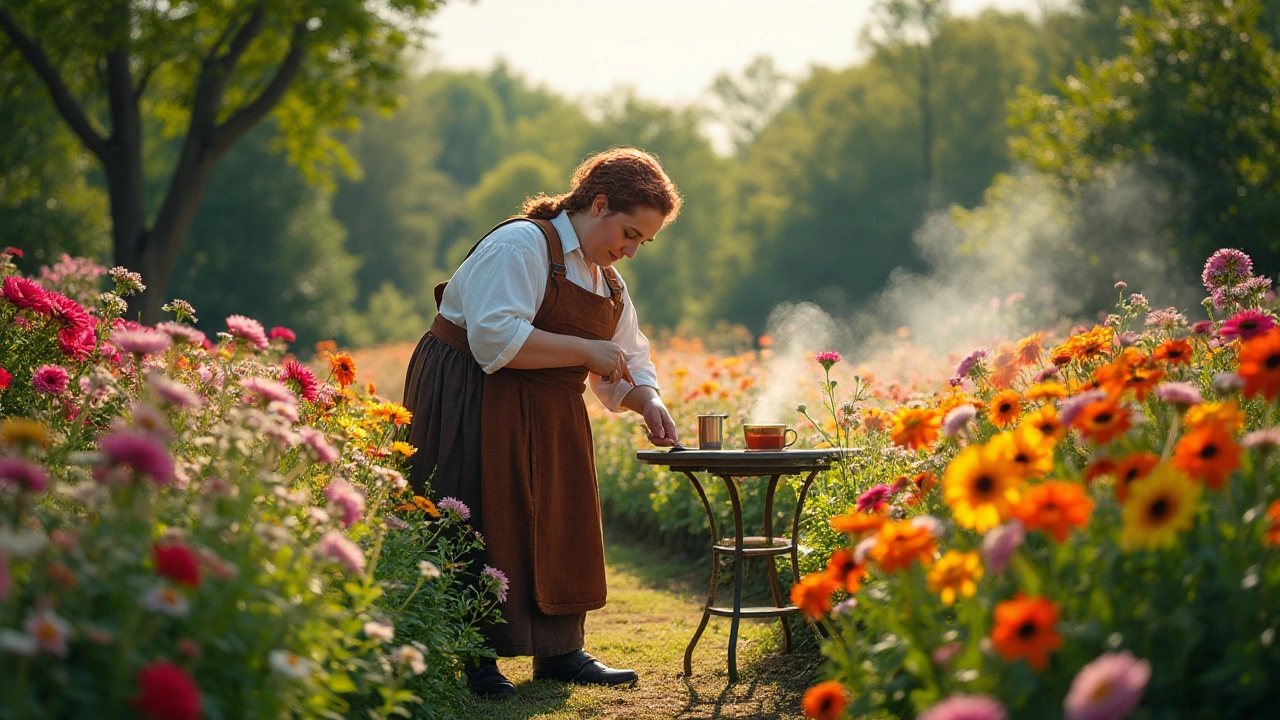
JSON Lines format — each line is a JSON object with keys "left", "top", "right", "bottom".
{"left": 578, "top": 194, "right": 666, "bottom": 269}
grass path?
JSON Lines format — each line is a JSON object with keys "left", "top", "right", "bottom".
{"left": 451, "top": 532, "right": 823, "bottom": 720}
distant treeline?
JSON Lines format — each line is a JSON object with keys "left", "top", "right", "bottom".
{"left": 3, "top": 0, "right": 1278, "bottom": 350}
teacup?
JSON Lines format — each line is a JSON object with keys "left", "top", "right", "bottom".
{"left": 742, "top": 423, "right": 798, "bottom": 451}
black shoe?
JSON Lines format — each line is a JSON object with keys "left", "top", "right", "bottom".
{"left": 465, "top": 658, "right": 517, "bottom": 698}
{"left": 532, "top": 649, "right": 638, "bottom": 686}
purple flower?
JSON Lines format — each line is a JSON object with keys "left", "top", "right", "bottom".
{"left": 225, "top": 314, "right": 269, "bottom": 350}
{"left": 1218, "top": 309, "right": 1276, "bottom": 341}
{"left": 920, "top": 694, "right": 1008, "bottom": 720}
{"left": 324, "top": 477, "right": 366, "bottom": 529}
{"left": 113, "top": 328, "right": 172, "bottom": 356}
{"left": 951, "top": 348, "right": 987, "bottom": 385}
{"left": 1115, "top": 331, "right": 1140, "bottom": 348}
{"left": 1153, "top": 382, "right": 1203, "bottom": 409}
{"left": 1202, "top": 248, "right": 1253, "bottom": 290}
{"left": 1059, "top": 390, "right": 1109, "bottom": 427}
{"left": 1144, "top": 307, "right": 1188, "bottom": 330}
{"left": 298, "top": 427, "right": 339, "bottom": 464}
{"left": 482, "top": 565, "right": 509, "bottom": 603}
{"left": 815, "top": 351, "right": 842, "bottom": 370}
{"left": 98, "top": 432, "right": 175, "bottom": 486}
{"left": 1064, "top": 651, "right": 1151, "bottom": 720}
{"left": 980, "top": 520, "right": 1025, "bottom": 575}
{"left": 31, "top": 365, "right": 69, "bottom": 395}
{"left": 1032, "top": 365, "right": 1060, "bottom": 383}
{"left": 438, "top": 496, "right": 471, "bottom": 520}
{"left": 318, "top": 531, "right": 366, "bottom": 574}
{"left": 1242, "top": 428, "right": 1280, "bottom": 451}
{"left": 0, "top": 458, "right": 48, "bottom": 493}
{"left": 832, "top": 597, "right": 858, "bottom": 615}
{"left": 856, "top": 484, "right": 892, "bottom": 513}
{"left": 941, "top": 405, "right": 977, "bottom": 439}
{"left": 1191, "top": 320, "right": 1213, "bottom": 335}
{"left": 932, "top": 641, "right": 964, "bottom": 667}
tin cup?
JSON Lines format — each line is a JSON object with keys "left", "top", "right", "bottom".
{"left": 696, "top": 414, "right": 729, "bottom": 450}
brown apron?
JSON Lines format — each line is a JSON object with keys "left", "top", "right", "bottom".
{"left": 402, "top": 217, "right": 624, "bottom": 656}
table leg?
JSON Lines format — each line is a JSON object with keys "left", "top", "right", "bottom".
{"left": 682, "top": 471, "right": 718, "bottom": 677}
{"left": 762, "top": 474, "right": 792, "bottom": 654}
{"left": 789, "top": 470, "right": 821, "bottom": 583}
{"left": 720, "top": 474, "right": 745, "bottom": 683}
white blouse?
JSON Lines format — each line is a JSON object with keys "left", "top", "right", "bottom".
{"left": 437, "top": 210, "right": 660, "bottom": 412}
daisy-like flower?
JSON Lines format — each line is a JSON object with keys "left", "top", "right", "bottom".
{"left": 823, "top": 548, "right": 866, "bottom": 593}
{"left": 940, "top": 404, "right": 977, "bottom": 438}
{"left": 31, "top": 364, "right": 70, "bottom": 395}
{"left": 318, "top": 531, "right": 366, "bottom": 574}
{"left": 279, "top": 360, "right": 319, "bottom": 403}
{"left": 801, "top": 680, "right": 849, "bottom": 720}
{"left": 438, "top": 496, "right": 471, "bottom": 520}
{"left": 791, "top": 572, "right": 839, "bottom": 618}
{"left": 815, "top": 351, "right": 841, "bottom": 370}
{"left": 1202, "top": 248, "right": 1253, "bottom": 290}
{"left": 0, "top": 458, "right": 48, "bottom": 493}
{"left": 2, "top": 276, "right": 52, "bottom": 313}
{"left": 981, "top": 520, "right": 1025, "bottom": 575}
{"left": 1064, "top": 651, "right": 1151, "bottom": 720}
{"left": 920, "top": 694, "right": 1009, "bottom": 720}
{"left": 370, "top": 401, "right": 412, "bottom": 426}
{"left": 830, "top": 511, "right": 886, "bottom": 537}
{"left": 113, "top": 328, "right": 172, "bottom": 356}
{"left": 1015, "top": 332, "right": 1044, "bottom": 365}
{"left": 1262, "top": 500, "right": 1280, "bottom": 547}
{"left": 1185, "top": 399, "right": 1245, "bottom": 432}
{"left": 1219, "top": 309, "right": 1276, "bottom": 341}
{"left": 25, "top": 608, "right": 72, "bottom": 656}
{"left": 1121, "top": 464, "right": 1202, "bottom": 550}
{"left": 324, "top": 476, "right": 366, "bottom": 529}
{"left": 156, "top": 321, "right": 207, "bottom": 346}
{"left": 98, "top": 432, "right": 175, "bottom": 486}
{"left": 1112, "top": 452, "right": 1160, "bottom": 502}
{"left": 391, "top": 441, "right": 417, "bottom": 458}
{"left": 269, "top": 326, "right": 296, "bottom": 343}
{"left": 1172, "top": 422, "right": 1241, "bottom": 489}
{"left": 419, "top": 560, "right": 442, "bottom": 579}
{"left": 482, "top": 565, "right": 510, "bottom": 603}
{"left": 328, "top": 352, "right": 357, "bottom": 387}
{"left": 1022, "top": 404, "right": 1065, "bottom": 444}
{"left": 390, "top": 644, "right": 428, "bottom": 675}
{"left": 856, "top": 484, "right": 892, "bottom": 513}
{"left": 225, "top": 314, "right": 269, "bottom": 350}
{"left": 1012, "top": 481, "right": 1094, "bottom": 542}
{"left": 987, "top": 390, "right": 1022, "bottom": 429}
{"left": 1237, "top": 328, "right": 1280, "bottom": 400}
{"left": 363, "top": 621, "right": 395, "bottom": 642}
{"left": 1072, "top": 395, "right": 1132, "bottom": 445}
{"left": 926, "top": 550, "right": 983, "bottom": 606}
{"left": 943, "top": 442, "right": 1023, "bottom": 532}
{"left": 891, "top": 407, "right": 942, "bottom": 450}
{"left": 1242, "top": 428, "right": 1280, "bottom": 452}
{"left": 989, "top": 428, "right": 1054, "bottom": 480}
{"left": 1, "top": 418, "right": 49, "bottom": 447}
{"left": 142, "top": 585, "right": 192, "bottom": 616}
{"left": 1152, "top": 338, "right": 1193, "bottom": 365}
{"left": 869, "top": 519, "right": 938, "bottom": 573}
{"left": 1058, "top": 390, "right": 1108, "bottom": 426}
{"left": 413, "top": 495, "right": 442, "bottom": 517}
{"left": 268, "top": 649, "right": 314, "bottom": 679}
{"left": 990, "top": 593, "right": 1062, "bottom": 671}
{"left": 1025, "top": 382, "right": 1069, "bottom": 403}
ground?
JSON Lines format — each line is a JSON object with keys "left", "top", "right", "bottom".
{"left": 451, "top": 534, "right": 822, "bottom": 720}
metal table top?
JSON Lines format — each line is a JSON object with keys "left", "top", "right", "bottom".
{"left": 635, "top": 448, "right": 846, "bottom": 475}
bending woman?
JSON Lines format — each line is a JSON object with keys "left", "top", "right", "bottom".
{"left": 402, "top": 148, "right": 682, "bottom": 697}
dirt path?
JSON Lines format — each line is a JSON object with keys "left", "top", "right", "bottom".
{"left": 450, "top": 534, "right": 822, "bottom": 720}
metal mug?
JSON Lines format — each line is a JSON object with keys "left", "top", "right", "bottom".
{"left": 696, "top": 414, "right": 729, "bottom": 450}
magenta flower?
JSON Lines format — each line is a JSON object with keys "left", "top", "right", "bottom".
{"left": 951, "top": 348, "right": 988, "bottom": 385}
{"left": 1064, "top": 651, "right": 1151, "bottom": 720}
{"left": 298, "top": 427, "right": 340, "bottom": 464}
{"left": 856, "top": 484, "right": 892, "bottom": 513}
{"left": 439, "top": 496, "right": 471, "bottom": 520}
{"left": 815, "top": 351, "right": 841, "bottom": 370}
{"left": 482, "top": 565, "right": 509, "bottom": 603}
{"left": 1218, "top": 309, "right": 1276, "bottom": 341}
{"left": 98, "top": 432, "right": 175, "bottom": 485}
{"left": 1059, "top": 390, "right": 1109, "bottom": 427}
{"left": 45, "top": 291, "right": 91, "bottom": 331}
{"left": 31, "top": 365, "right": 69, "bottom": 395}
{"left": 318, "top": 531, "right": 366, "bottom": 574}
{"left": 280, "top": 360, "right": 319, "bottom": 403}
{"left": 58, "top": 324, "right": 97, "bottom": 361}
{"left": 148, "top": 375, "right": 203, "bottom": 409}
{"left": 269, "top": 326, "right": 296, "bottom": 343}
{"left": 1, "top": 276, "right": 52, "bottom": 314}
{"left": 1191, "top": 320, "right": 1213, "bottom": 335}
{"left": 980, "top": 520, "right": 1025, "bottom": 575}
{"left": 1202, "top": 248, "right": 1253, "bottom": 290}
{"left": 324, "top": 477, "right": 366, "bottom": 529}
{"left": 0, "top": 458, "right": 48, "bottom": 493}
{"left": 1032, "top": 365, "right": 1060, "bottom": 383}
{"left": 920, "top": 694, "right": 1008, "bottom": 720}
{"left": 113, "top": 328, "right": 173, "bottom": 356}
{"left": 225, "top": 314, "right": 269, "bottom": 350}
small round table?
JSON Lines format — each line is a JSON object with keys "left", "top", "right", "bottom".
{"left": 634, "top": 448, "right": 845, "bottom": 682}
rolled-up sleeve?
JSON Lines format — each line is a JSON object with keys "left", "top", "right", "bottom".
{"left": 590, "top": 273, "right": 660, "bottom": 412}
{"left": 452, "top": 227, "right": 548, "bottom": 374}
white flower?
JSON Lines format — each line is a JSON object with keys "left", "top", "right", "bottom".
{"left": 390, "top": 643, "right": 428, "bottom": 675}
{"left": 142, "top": 585, "right": 191, "bottom": 616}
{"left": 419, "top": 561, "right": 441, "bottom": 579}
{"left": 364, "top": 621, "right": 395, "bottom": 642}
{"left": 25, "top": 608, "right": 72, "bottom": 656}
{"left": 0, "top": 629, "right": 36, "bottom": 656}
{"left": 0, "top": 527, "right": 47, "bottom": 559}
{"left": 269, "top": 649, "right": 314, "bottom": 679}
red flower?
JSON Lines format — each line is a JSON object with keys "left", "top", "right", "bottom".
{"left": 268, "top": 326, "right": 296, "bottom": 343}
{"left": 134, "top": 661, "right": 202, "bottom": 720}
{"left": 153, "top": 542, "right": 201, "bottom": 588}
{"left": 0, "top": 367, "right": 11, "bottom": 390}
{"left": 3, "top": 246, "right": 23, "bottom": 258}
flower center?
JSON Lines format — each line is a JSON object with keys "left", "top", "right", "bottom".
{"left": 974, "top": 475, "right": 994, "bottom": 494}
{"left": 999, "top": 403, "right": 1012, "bottom": 413}
{"left": 1094, "top": 412, "right": 1113, "bottom": 424}
{"left": 1017, "top": 620, "right": 1038, "bottom": 638}
{"left": 1148, "top": 498, "right": 1171, "bottom": 520}
{"left": 1199, "top": 444, "right": 1218, "bottom": 459}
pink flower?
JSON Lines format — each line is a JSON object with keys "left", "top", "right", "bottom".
{"left": 25, "top": 608, "right": 72, "bottom": 657}
{"left": 98, "top": 432, "right": 175, "bottom": 485}
{"left": 1, "top": 276, "right": 52, "bottom": 314}
{"left": 1191, "top": 320, "right": 1213, "bottom": 335}
{"left": 439, "top": 496, "right": 471, "bottom": 520}
{"left": 298, "top": 427, "right": 339, "bottom": 463}
{"left": 981, "top": 520, "right": 1025, "bottom": 575}
{"left": 114, "top": 328, "right": 173, "bottom": 356}
{"left": 815, "top": 351, "right": 842, "bottom": 370}
{"left": 156, "top": 322, "right": 208, "bottom": 346}
{"left": 1242, "top": 428, "right": 1280, "bottom": 450}
{"left": 1153, "top": 382, "right": 1202, "bottom": 409}
{"left": 0, "top": 367, "right": 11, "bottom": 390}
{"left": 1202, "top": 248, "right": 1253, "bottom": 290}
{"left": 31, "top": 365, "right": 70, "bottom": 394}
{"left": 0, "top": 458, "right": 48, "bottom": 493}
{"left": 241, "top": 376, "right": 295, "bottom": 405}
{"left": 920, "top": 695, "right": 1008, "bottom": 720}
{"left": 153, "top": 542, "right": 202, "bottom": 588}
{"left": 932, "top": 641, "right": 964, "bottom": 667}
{"left": 149, "top": 375, "right": 203, "bottom": 408}
{"left": 324, "top": 477, "right": 366, "bottom": 529}
{"left": 318, "top": 531, "right": 366, "bottom": 574}
{"left": 45, "top": 291, "right": 91, "bottom": 331}
{"left": 482, "top": 565, "right": 509, "bottom": 602}
{"left": 1059, "top": 390, "right": 1108, "bottom": 427}
{"left": 58, "top": 324, "right": 97, "bottom": 361}
{"left": 856, "top": 484, "right": 892, "bottom": 513}
{"left": 941, "top": 404, "right": 977, "bottom": 438}
{"left": 1064, "top": 651, "right": 1151, "bottom": 720}
{"left": 280, "top": 360, "right": 319, "bottom": 402}
{"left": 269, "top": 326, "right": 296, "bottom": 343}
{"left": 1218, "top": 309, "right": 1276, "bottom": 341}
{"left": 225, "top": 314, "right": 268, "bottom": 350}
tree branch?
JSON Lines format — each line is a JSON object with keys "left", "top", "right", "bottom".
{"left": 212, "top": 23, "right": 309, "bottom": 153}
{"left": 214, "top": 4, "right": 267, "bottom": 73}
{"left": 134, "top": 61, "right": 154, "bottom": 101}
{"left": 0, "top": 8, "right": 107, "bottom": 160}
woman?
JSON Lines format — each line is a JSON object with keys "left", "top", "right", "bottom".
{"left": 402, "top": 148, "right": 682, "bottom": 697}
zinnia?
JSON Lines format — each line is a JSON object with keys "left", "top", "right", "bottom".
{"left": 134, "top": 661, "right": 203, "bottom": 720}
{"left": 1012, "top": 481, "right": 1094, "bottom": 543}
{"left": 0, "top": 458, "right": 48, "bottom": 493}
{"left": 1236, "top": 328, "right": 1280, "bottom": 400}
{"left": 268, "top": 326, "right": 296, "bottom": 343}
{"left": 1064, "top": 651, "right": 1151, "bottom": 720}
{"left": 1172, "top": 422, "right": 1240, "bottom": 489}
{"left": 791, "top": 572, "right": 839, "bottom": 618}
{"left": 31, "top": 365, "right": 69, "bottom": 395}
{"left": 801, "top": 680, "right": 848, "bottom": 720}
{"left": 990, "top": 594, "right": 1062, "bottom": 671}
{"left": 891, "top": 407, "right": 942, "bottom": 450}
{"left": 153, "top": 542, "right": 201, "bottom": 588}
{"left": 855, "top": 484, "right": 892, "bottom": 513}
{"left": 318, "top": 531, "right": 366, "bottom": 574}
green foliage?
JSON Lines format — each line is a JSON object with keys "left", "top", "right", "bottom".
{"left": 466, "top": 152, "right": 563, "bottom": 239}
{"left": 347, "top": 282, "right": 428, "bottom": 347}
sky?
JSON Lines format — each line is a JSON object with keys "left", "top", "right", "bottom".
{"left": 422, "top": 0, "right": 1052, "bottom": 107}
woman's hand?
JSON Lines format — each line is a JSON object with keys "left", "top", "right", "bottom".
{"left": 642, "top": 397, "right": 680, "bottom": 447}
{"left": 583, "top": 339, "right": 635, "bottom": 385}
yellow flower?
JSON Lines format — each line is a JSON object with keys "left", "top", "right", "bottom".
{"left": 943, "top": 442, "right": 1023, "bottom": 531}
{"left": 1184, "top": 400, "right": 1245, "bottom": 433}
{"left": 391, "top": 441, "right": 417, "bottom": 457}
{"left": 1, "top": 418, "right": 49, "bottom": 447}
{"left": 370, "top": 402, "right": 413, "bottom": 426}
{"left": 413, "top": 496, "right": 441, "bottom": 518}
{"left": 1120, "top": 463, "right": 1202, "bottom": 551}
{"left": 988, "top": 428, "right": 1054, "bottom": 480}
{"left": 927, "top": 550, "right": 984, "bottom": 605}
{"left": 1021, "top": 404, "right": 1065, "bottom": 443}
{"left": 1025, "top": 381, "right": 1069, "bottom": 403}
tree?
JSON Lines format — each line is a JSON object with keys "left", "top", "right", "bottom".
{"left": 707, "top": 55, "right": 793, "bottom": 154}
{"left": 0, "top": 1, "right": 445, "bottom": 322}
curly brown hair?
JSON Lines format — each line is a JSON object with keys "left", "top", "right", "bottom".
{"left": 523, "top": 147, "right": 682, "bottom": 224}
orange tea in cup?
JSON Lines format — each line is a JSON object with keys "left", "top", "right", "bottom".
{"left": 742, "top": 423, "right": 798, "bottom": 451}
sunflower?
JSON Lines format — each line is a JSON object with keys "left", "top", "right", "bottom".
{"left": 1238, "top": 328, "right": 1280, "bottom": 400}
{"left": 801, "top": 681, "right": 849, "bottom": 720}
{"left": 391, "top": 441, "right": 417, "bottom": 458}
{"left": 1012, "top": 481, "right": 1094, "bottom": 542}
{"left": 1022, "top": 404, "right": 1065, "bottom": 443}
{"left": 990, "top": 428, "right": 1055, "bottom": 480}
{"left": 328, "top": 352, "right": 357, "bottom": 387}
{"left": 1153, "top": 338, "right": 1193, "bottom": 366}
{"left": 990, "top": 594, "right": 1063, "bottom": 671}
{"left": 890, "top": 407, "right": 941, "bottom": 450}
{"left": 1184, "top": 400, "right": 1245, "bottom": 432}
{"left": 987, "top": 390, "right": 1022, "bottom": 429}
{"left": 829, "top": 511, "right": 885, "bottom": 537}
{"left": 1072, "top": 396, "right": 1133, "bottom": 444}
{"left": 869, "top": 519, "right": 938, "bottom": 573}
{"left": 926, "top": 550, "right": 983, "bottom": 606}
{"left": 823, "top": 548, "right": 867, "bottom": 593}
{"left": 1172, "top": 422, "right": 1241, "bottom": 489}
{"left": 943, "top": 443, "right": 1024, "bottom": 531}
{"left": 1120, "top": 464, "right": 1202, "bottom": 551}
{"left": 790, "top": 572, "right": 839, "bottom": 618}
{"left": 1112, "top": 451, "right": 1160, "bottom": 502}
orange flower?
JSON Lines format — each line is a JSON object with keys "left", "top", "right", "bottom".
{"left": 801, "top": 680, "right": 849, "bottom": 720}
{"left": 895, "top": 471, "right": 937, "bottom": 506}
{"left": 1012, "top": 481, "right": 1094, "bottom": 542}
{"left": 370, "top": 402, "right": 412, "bottom": 426}
{"left": 987, "top": 390, "right": 1022, "bottom": 429}
{"left": 890, "top": 407, "right": 941, "bottom": 450}
{"left": 791, "top": 572, "right": 839, "bottom": 618}
{"left": 1184, "top": 400, "right": 1245, "bottom": 432}
{"left": 1084, "top": 457, "right": 1116, "bottom": 485}
{"left": 1263, "top": 500, "right": 1280, "bottom": 547}
{"left": 1072, "top": 396, "right": 1132, "bottom": 444}
{"left": 830, "top": 512, "right": 886, "bottom": 537}
{"left": 870, "top": 520, "right": 937, "bottom": 573}
{"left": 990, "top": 594, "right": 1063, "bottom": 671}
{"left": 1051, "top": 326, "right": 1114, "bottom": 365}
{"left": 990, "top": 428, "right": 1054, "bottom": 480}
{"left": 862, "top": 407, "right": 891, "bottom": 433}
{"left": 1172, "top": 422, "right": 1241, "bottom": 489}
{"left": 1094, "top": 349, "right": 1165, "bottom": 401}
{"left": 1016, "top": 332, "right": 1045, "bottom": 366}
{"left": 1022, "top": 404, "right": 1065, "bottom": 443}
{"left": 1025, "top": 381, "right": 1069, "bottom": 403}
{"left": 1153, "top": 338, "right": 1193, "bottom": 365}
{"left": 1238, "top": 328, "right": 1280, "bottom": 400}
{"left": 413, "top": 496, "right": 441, "bottom": 518}
{"left": 1112, "top": 451, "right": 1160, "bottom": 502}
{"left": 824, "top": 548, "right": 866, "bottom": 593}
{"left": 990, "top": 345, "right": 1021, "bottom": 388}
{"left": 328, "top": 352, "right": 357, "bottom": 387}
